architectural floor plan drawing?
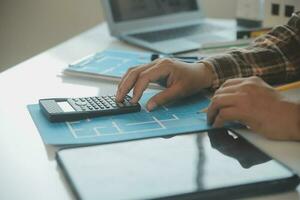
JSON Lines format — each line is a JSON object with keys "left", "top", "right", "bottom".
{"left": 65, "top": 104, "right": 207, "bottom": 139}
{"left": 28, "top": 92, "right": 211, "bottom": 146}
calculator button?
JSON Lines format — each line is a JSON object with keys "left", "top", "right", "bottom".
{"left": 98, "top": 103, "right": 104, "bottom": 107}
{"left": 80, "top": 106, "right": 87, "bottom": 110}
{"left": 76, "top": 101, "right": 87, "bottom": 106}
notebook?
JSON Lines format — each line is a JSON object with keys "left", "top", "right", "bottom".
{"left": 63, "top": 50, "right": 152, "bottom": 82}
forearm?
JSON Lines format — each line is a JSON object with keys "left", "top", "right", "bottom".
{"left": 203, "top": 12, "right": 300, "bottom": 89}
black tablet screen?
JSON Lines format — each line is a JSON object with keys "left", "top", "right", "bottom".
{"left": 58, "top": 130, "right": 298, "bottom": 199}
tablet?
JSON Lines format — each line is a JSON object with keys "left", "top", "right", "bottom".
{"left": 57, "top": 129, "right": 299, "bottom": 200}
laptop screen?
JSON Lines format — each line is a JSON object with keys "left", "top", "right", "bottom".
{"left": 109, "top": 0, "right": 198, "bottom": 22}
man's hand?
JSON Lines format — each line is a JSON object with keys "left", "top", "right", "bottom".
{"left": 207, "top": 76, "right": 300, "bottom": 140}
{"left": 116, "top": 58, "right": 214, "bottom": 111}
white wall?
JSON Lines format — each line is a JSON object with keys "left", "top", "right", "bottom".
{"left": 200, "top": 0, "right": 238, "bottom": 18}
{"left": 0, "top": 0, "right": 104, "bottom": 71}
{"left": 0, "top": 0, "right": 237, "bottom": 72}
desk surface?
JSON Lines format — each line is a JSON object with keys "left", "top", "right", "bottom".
{"left": 0, "top": 22, "right": 299, "bottom": 200}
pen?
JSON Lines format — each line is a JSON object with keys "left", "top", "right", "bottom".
{"left": 275, "top": 80, "right": 300, "bottom": 92}
{"left": 151, "top": 54, "right": 204, "bottom": 63}
{"left": 200, "top": 80, "right": 300, "bottom": 113}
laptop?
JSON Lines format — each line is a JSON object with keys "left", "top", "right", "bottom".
{"left": 57, "top": 129, "right": 299, "bottom": 200}
{"left": 102, "top": 0, "right": 241, "bottom": 54}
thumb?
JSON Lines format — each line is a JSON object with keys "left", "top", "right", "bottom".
{"left": 147, "top": 86, "right": 182, "bottom": 111}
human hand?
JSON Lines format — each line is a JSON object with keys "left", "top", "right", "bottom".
{"left": 207, "top": 76, "right": 300, "bottom": 140}
{"left": 116, "top": 58, "right": 214, "bottom": 111}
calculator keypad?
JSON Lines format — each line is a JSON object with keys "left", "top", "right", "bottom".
{"left": 68, "top": 95, "right": 134, "bottom": 112}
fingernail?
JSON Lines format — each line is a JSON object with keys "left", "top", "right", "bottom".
{"left": 115, "top": 95, "right": 120, "bottom": 102}
{"left": 212, "top": 122, "right": 219, "bottom": 128}
{"left": 147, "top": 101, "right": 157, "bottom": 111}
{"left": 207, "top": 119, "right": 213, "bottom": 126}
{"left": 207, "top": 115, "right": 212, "bottom": 125}
{"left": 130, "top": 98, "right": 137, "bottom": 104}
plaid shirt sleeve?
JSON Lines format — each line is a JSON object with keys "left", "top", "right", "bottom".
{"left": 202, "top": 11, "right": 300, "bottom": 89}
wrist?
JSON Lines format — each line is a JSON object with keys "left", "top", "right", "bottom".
{"left": 193, "top": 62, "right": 215, "bottom": 89}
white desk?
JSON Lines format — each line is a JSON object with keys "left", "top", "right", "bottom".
{"left": 0, "top": 22, "right": 299, "bottom": 200}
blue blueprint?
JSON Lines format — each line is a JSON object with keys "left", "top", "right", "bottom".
{"left": 67, "top": 50, "right": 151, "bottom": 78}
{"left": 28, "top": 93, "right": 213, "bottom": 146}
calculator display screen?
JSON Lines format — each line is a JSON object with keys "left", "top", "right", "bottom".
{"left": 57, "top": 102, "right": 75, "bottom": 112}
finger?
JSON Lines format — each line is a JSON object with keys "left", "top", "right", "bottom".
{"left": 118, "top": 59, "right": 160, "bottom": 89}
{"left": 146, "top": 85, "right": 183, "bottom": 111}
{"left": 214, "top": 84, "right": 240, "bottom": 95}
{"left": 117, "top": 59, "right": 162, "bottom": 100}
{"left": 220, "top": 78, "right": 245, "bottom": 89}
{"left": 131, "top": 65, "right": 170, "bottom": 103}
{"left": 207, "top": 93, "right": 240, "bottom": 125}
{"left": 212, "top": 107, "right": 243, "bottom": 128}
{"left": 117, "top": 66, "right": 137, "bottom": 90}
{"left": 116, "top": 62, "right": 155, "bottom": 102}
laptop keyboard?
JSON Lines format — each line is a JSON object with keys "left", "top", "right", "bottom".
{"left": 129, "top": 24, "right": 223, "bottom": 43}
